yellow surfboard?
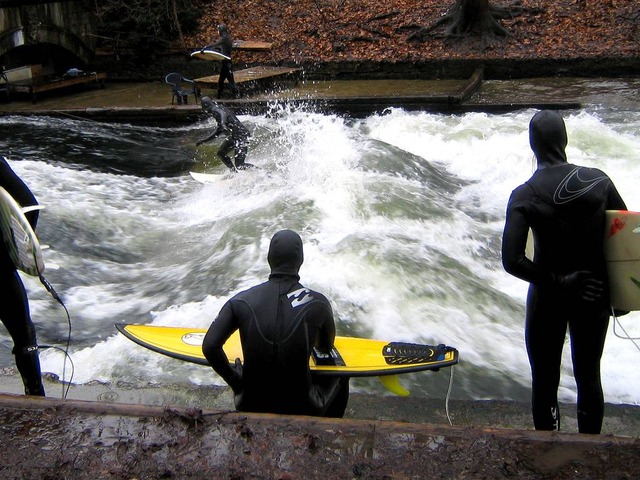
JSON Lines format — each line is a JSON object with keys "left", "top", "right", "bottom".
{"left": 115, "top": 324, "right": 459, "bottom": 396}
{"left": 605, "top": 210, "right": 640, "bottom": 311}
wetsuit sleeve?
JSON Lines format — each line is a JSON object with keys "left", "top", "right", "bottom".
{"left": 197, "top": 127, "right": 223, "bottom": 145}
{"left": 202, "top": 301, "right": 242, "bottom": 392}
{"left": 0, "top": 158, "right": 39, "bottom": 229}
{"left": 606, "top": 181, "right": 627, "bottom": 211}
{"left": 217, "top": 108, "right": 228, "bottom": 130}
{"left": 312, "top": 298, "right": 336, "bottom": 354}
{"left": 204, "top": 37, "right": 224, "bottom": 51}
{"left": 501, "top": 190, "right": 554, "bottom": 287}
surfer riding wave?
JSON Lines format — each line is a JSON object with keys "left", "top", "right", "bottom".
{"left": 196, "top": 97, "right": 255, "bottom": 172}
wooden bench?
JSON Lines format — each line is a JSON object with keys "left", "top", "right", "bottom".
{"left": 195, "top": 66, "right": 300, "bottom": 91}
{"left": 11, "top": 72, "right": 107, "bottom": 103}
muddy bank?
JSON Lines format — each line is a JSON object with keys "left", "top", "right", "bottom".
{"left": 1, "top": 390, "right": 640, "bottom": 479}
{"left": 2, "top": 370, "right": 640, "bottom": 434}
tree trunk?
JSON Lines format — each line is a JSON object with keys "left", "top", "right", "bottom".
{"left": 408, "top": 0, "right": 526, "bottom": 45}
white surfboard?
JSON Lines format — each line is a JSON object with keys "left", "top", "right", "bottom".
{"left": 190, "top": 49, "right": 231, "bottom": 61}
{"left": 0, "top": 186, "right": 45, "bottom": 276}
{"left": 604, "top": 210, "right": 640, "bottom": 311}
{"left": 189, "top": 171, "right": 230, "bottom": 183}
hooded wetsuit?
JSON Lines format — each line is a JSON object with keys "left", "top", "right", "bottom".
{"left": 202, "top": 230, "right": 348, "bottom": 417}
{"left": 502, "top": 110, "right": 626, "bottom": 433}
{"left": 0, "top": 157, "right": 45, "bottom": 396}
{"left": 198, "top": 97, "right": 254, "bottom": 170}
{"left": 205, "top": 24, "right": 238, "bottom": 98}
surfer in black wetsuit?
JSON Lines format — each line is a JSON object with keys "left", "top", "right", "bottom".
{"left": 502, "top": 110, "right": 627, "bottom": 434}
{"left": 0, "top": 157, "right": 45, "bottom": 396}
{"left": 202, "top": 229, "right": 349, "bottom": 417}
{"left": 204, "top": 23, "right": 239, "bottom": 99}
{"left": 196, "top": 96, "right": 255, "bottom": 171}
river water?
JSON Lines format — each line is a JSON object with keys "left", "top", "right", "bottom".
{"left": 1, "top": 78, "right": 639, "bottom": 404}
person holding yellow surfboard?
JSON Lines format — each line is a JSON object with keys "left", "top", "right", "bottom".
{"left": 0, "top": 156, "right": 46, "bottom": 396}
{"left": 202, "top": 229, "right": 349, "bottom": 417}
{"left": 502, "top": 110, "right": 627, "bottom": 434}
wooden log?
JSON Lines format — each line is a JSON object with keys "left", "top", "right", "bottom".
{"left": 0, "top": 392, "right": 639, "bottom": 479}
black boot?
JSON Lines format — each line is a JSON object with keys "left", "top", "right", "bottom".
{"left": 14, "top": 346, "right": 46, "bottom": 396}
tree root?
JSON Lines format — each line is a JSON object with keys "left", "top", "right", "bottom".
{"left": 408, "top": 0, "right": 545, "bottom": 45}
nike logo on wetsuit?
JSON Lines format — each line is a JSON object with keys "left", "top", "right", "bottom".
{"left": 553, "top": 167, "right": 608, "bottom": 205}
{"left": 288, "top": 288, "right": 314, "bottom": 308}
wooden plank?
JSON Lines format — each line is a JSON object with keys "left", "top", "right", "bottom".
{"left": 11, "top": 72, "right": 107, "bottom": 103}
{"left": 233, "top": 40, "right": 273, "bottom": 51}
{"left": 195, "top": 66, "right": 299, "bottom": 88}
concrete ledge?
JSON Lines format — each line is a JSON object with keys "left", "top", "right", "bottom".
{"left": 0, "top": 98, "right": 582, "bottom": 125}
{"left": 0, "top": 393, "right": 638, "bottom": 479}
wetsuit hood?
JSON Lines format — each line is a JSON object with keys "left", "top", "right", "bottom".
{"left": 268, "top": 230, "right": 303, "bottom": 278}
{"left": 529, "top": 110, "right": 568, "bottom": 167}
{"left": 201, "top": 96, "right": 218, "bottom": 113}
{"left": 218, "top": 24, "right": 228, "bottom": 34}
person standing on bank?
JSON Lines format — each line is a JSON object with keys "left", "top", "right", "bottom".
{"left": 0, "top": 156, "right": 46, "bottom": 396}
{"left": 501, "top": 110, "right": 627, "bottom": 434}
{"left": 196, "top": 96, "right": 255, "bottom": 171}
{"left": 205, "top": 23, "right": 239, "bottom": 99}
{"left": 202, "top": 229, "right": 350, "bottom": 417}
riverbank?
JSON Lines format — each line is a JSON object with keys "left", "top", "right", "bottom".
{"left": 85, "top": 0, "right": 639, "bottom": 82}
{"left": 2, "top": 370, "right": 640, "bottom": 436}
{"left": 2, "top": 371, "right": 640, "bottom": 479}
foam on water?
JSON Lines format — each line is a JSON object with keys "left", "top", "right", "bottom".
{"left": 2, "top": 102, "right": 640, "bottom": 404}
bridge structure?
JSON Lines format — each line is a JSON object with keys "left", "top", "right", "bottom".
{"left": 0, "top": 0, "right": 96, "bottom": 74}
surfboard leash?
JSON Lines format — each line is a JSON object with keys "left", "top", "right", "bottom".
{"left": 39, "top": 273, "right": 74, "bottom": 400}
{"left": 445, "top": 364, "right": 455, "bottom": 426}
{"left": 611, "top": 308, "right": 640, "bottom": 353}
{"left": 37, "top": 344, "right": 75, "bottom": 400}
{"left": 34, "top": 257, "right": 74, "bottom": 399}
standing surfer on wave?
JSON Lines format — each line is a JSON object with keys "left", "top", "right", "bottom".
{"left": 196, "top": 96, "right": 255, "bottom": 172}
{"left": 0, "top": 156, "right": 46, "bottom": 396}
{"left": 501, "top": 110, "right": 627, "bottom": 434}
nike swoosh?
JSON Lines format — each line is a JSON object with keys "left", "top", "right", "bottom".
{"left": 553, "top": 167, "right": 608, "bottom": 205}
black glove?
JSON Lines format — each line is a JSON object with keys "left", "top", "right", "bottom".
{"left": 229, "top": 357, "right": 243, "bottom": 393}
{"left": 554, "top": 271, "right": 604, "bottom": 302}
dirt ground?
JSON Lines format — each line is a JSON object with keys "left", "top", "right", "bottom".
{"left": 187, "top": 0, "right": 639, "bottom": 65}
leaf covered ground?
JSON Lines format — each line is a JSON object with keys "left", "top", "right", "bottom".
{"left": 186, "top": 0, "right": 639, "bottom": 65}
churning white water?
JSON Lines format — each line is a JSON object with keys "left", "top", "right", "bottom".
{"left": 1, "top": 81, "right": 639, "bottom": 404}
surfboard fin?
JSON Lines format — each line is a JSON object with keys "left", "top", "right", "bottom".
{"left": 378, "top": 374, "right": 410, "bottom": 397}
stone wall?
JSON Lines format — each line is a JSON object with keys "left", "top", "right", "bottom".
{"left": 0, "top": 1, "right": 95, "bottom": 66}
